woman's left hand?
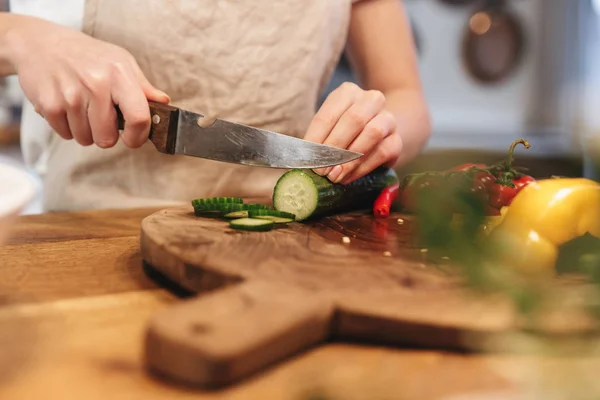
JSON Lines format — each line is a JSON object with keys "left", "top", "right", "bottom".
{"left": 304, "top": 82, "right": 401, "bottom": 184}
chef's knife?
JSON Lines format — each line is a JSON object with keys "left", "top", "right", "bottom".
{"left": 115, "top": 102, "right": 362, "bottom": 169}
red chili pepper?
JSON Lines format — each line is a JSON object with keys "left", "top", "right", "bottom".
{"left": 373, "top": 184, "right": 400, "bottom": 218}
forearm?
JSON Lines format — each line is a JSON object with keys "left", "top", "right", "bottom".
{"left": 384, "top": 88, "right": 431, "bottom": 168}
{"left": 0, "top": 12, "right": 34, "bottom": 76}
{"left": 346, "top": 0, "right": 431, "bottom": 167}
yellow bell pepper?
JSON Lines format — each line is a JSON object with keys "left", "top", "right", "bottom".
{"left": 488, "top": 178, "right": 600, "bottom": 275}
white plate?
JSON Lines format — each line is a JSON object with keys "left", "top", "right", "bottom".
{"left": 0, "top": 162, "right": 37, "bottom": 245}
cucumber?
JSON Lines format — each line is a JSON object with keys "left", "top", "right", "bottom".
{"left": 272, "top": 166, "right": 398, "bottom": 221}
{"left": 223, "top": 210, "right": 250, "bottom": 218}
{"left": 192, "top": 197, "right": 244, "bottom": 215}
{"left": 229, "top": 218, "right": 274, "bottom": 231}
{"left": 194, "top": 201, "right": 270, "bottom": 216}
{"left": 192, "top": 197, "right": 243, "bottom": 207}
{"left": 193, "top": 202, "right": 223, "bottom": 216}
{"left": 248, "top": 209, "right": 296, "bottom": 223}
{"left": 218, "top": 203, "right": 271, "bottom": 215}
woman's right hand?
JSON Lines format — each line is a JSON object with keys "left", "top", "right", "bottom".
{"left": 5, "top": 15, "right": 170, "bottom": 148}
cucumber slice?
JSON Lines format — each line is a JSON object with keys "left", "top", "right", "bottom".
{"left": 219, "top": 204, "right": 273, "bottom": 218}
{"left": 248, "top": 209, "right": 295, "bottom": 223}
{"left": 192, "top": 198, "right": 243, "bottom": 215}
{"left": 253, "top": 215, "right": 294, "bottom": 223}
{"left": 219, "top": 203, "right": 270, "bottom": 213}
{"left": 194, "top": 202, "right": 268, "bottom": 213}
{"left": 223, "top": 210, "right": 249, "bottom": 218}
{"left": 229, "top": 218, "right": 274, "bottom": 232}
{"left": 193, "top": 197, "right": 244, "bottom": 204}
{"left": 273, "top": 166, "right": 398, "bottom": 221}
{"left": 192, "top": 197, "right": 243, "bottom": 207}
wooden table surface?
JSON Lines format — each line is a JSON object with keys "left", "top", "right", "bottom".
{"left": 0, "top": 207, "right": 546, "bottom": 399}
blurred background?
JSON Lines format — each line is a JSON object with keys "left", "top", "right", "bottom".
{"left": 2, "top": 0, "right": 600, "bottom": 214}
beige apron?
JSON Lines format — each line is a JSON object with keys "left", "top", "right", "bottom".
{"left": 41, "top": 0, "right": 358, "bottom": 211}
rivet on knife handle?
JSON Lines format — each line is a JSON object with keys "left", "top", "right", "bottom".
{"left": 115, "top": 101, "right": 180, "bottom": 154}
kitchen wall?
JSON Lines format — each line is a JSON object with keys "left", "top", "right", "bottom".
{"left": 321, "top": 0, "right": 583, "bottom": 156}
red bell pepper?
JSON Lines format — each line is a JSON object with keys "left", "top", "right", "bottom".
{"left": 513, "top": 175, "right": 536, "bottom": 193}
{"left": 487, "top": 139, "right": 535, "bottom": 209}
{"left": 395, "top": 138, "right": 535, "bottom": 216}
{"left": 489, "top": 177, "right": 518, "bottom": 209}
{"left": 398, "top": 173, "right": 444, "bottom": 213}
{"left": 485, "top": 206, "right": 501, "bottom": 216}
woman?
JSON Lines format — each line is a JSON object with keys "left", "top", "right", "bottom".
{"left": 0, "top": 0, "right": 430, "bottom": 211}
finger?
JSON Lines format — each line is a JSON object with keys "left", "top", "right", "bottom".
{"left": 45, "top": 111, "right": 73, "bottom": 141}
{"left": 317, "top": 90, "right": 385, "bottom": 177}
{"left": 63, "top": 86, "right": 93, "bottom": 146}
{"left": 323, "top": 90, "right": 386, "bottom": 150}
{"left": 131, "top": 61, "right": 171, "bottom": 104}
{"left": 88, "top": 84, "right": 119, "bottom": 149}
{"left": 35, "top": 86, "right": 73, "bottom": 141}
{"left": 332, "top": 111, "right": 396, "bottom": 183}
{"left": 319, "top": 90, "right": 385, "bottom": 176}
{"left": 111, "top": 65, "right": 152, "bottom": 148}
{"left": 304, "top": 82, "right": 361, "bottom": 145}
{"left": 340, "top": 133, "right": 402, "bottom": 185}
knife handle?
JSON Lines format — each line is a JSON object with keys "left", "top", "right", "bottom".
{"left": 115, "top": 101, "right": 179, "bottom": 154}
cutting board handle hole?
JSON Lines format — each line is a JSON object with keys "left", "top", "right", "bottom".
{"left": 189, "top": 322, "right": 211, "bottom": 335}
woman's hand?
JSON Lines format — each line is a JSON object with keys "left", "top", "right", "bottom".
{"left": 304, "top": 82, "right": 401, "bottom": 184}
{"left": 4, "top": 15, "right": 170, "bottom": 148}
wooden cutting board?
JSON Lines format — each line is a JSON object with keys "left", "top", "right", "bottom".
{"left": 139, "top": 205, "right": 593, "bottom": 389}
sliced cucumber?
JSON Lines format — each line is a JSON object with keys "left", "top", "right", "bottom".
{"left": 194, "top": 202, "right": 270, "bottom": 216}
{"left": 248, "top": 209, "right": 295, "bottom": 223}
{"left": 218, "top": 203, "right": 270, "bottom": 215}
{"left": 193, "top": 203, "right": 223, "bottom": 216}
{"left": 272, "top": 166, "right": 398, "bottom": 221}
{"left": 223, "top": 210, "right": 250, "bottom": 218}
{"left": 192, "top": 198, "right": 244, "bottom": 215}
{"left": 192, "top": 197, "right": 243, "bottom": 207}
{"left": 253, "top": 215, "right": 295, "bottom": 224}
{"left": 229, "top": 218, "right": 274, "bottom": 232}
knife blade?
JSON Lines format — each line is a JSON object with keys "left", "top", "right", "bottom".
{"left": 116, "top": 102, "right": 362, "bottom": 169}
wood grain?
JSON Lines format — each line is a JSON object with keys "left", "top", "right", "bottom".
{"left": 145, "top": 281, "right": 333, "bottom": 388}
{"left": 140, "top": 206, "right": 600, "bottom": 388}
{"left": 0, "top": 237, "right": 157, "bottom": 304}
{"left": 6, "top": 207, "right": 163, "bottom": 245}
{"left": 0, "top": 288, "right": 517, "bottom": 400}
{"left": 3, "top": 207, "right": 596, "bottom": 399}
{"left": 0, "top": 207, "right": 167, "bottom": 305}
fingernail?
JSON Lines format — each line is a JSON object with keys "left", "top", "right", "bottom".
{"left": 313, "top": 168, "right": 325, "bottom": 176}
{"left": 327, "top": 165, "right": 343, "bottom": 183}
{"left": 324, "top": 167, "right": 333, "bottom": 176}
